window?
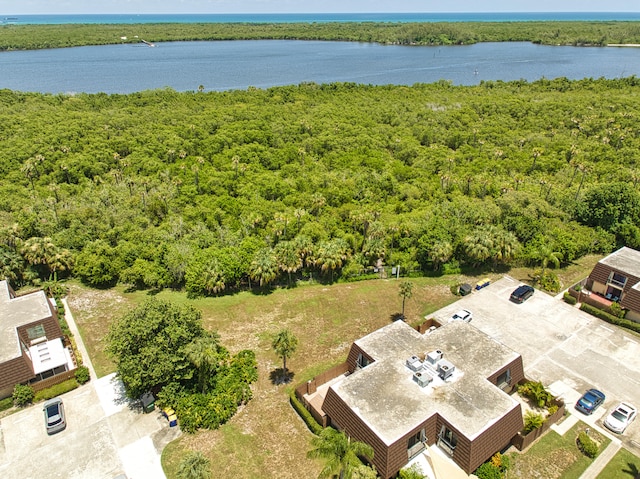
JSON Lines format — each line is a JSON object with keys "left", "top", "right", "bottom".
{"left": 407, "top": 429, "right": 427, "bottom": 459}
{"left": 608, "top": 272, "right": 627, "bottom": 289}
{"left": 438, "top": 426, "right": 457, "bottom": 455}
{"left": 356, "top": 353, "right": 371, "bottom": 369}
{"left": 27, "top": 324, "right": 46, "bottom": 341}
{"left": 497, "top": 369, "right": 511, "bottom": 390}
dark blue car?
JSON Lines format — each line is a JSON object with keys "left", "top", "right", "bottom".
{"left": 575, "top": 389, "right": 606, "bottom": 415}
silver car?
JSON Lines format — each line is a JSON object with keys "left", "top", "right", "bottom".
{"left": 43, "top": 397, "right": 66, "bottom": 435}
{"left": 604, "top": 402, "right": 637, "bottom": 434}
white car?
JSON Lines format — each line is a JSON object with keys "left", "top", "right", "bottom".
{"left": 450, "top": 309, "right": 472, "bottom": 323}
{"left": 604, "top": 402, "right": 637, "bottom": 434}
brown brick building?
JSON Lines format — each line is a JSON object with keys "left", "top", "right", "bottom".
{"left": 319, "top": 320, "right": 525, "bottom": 478}
{"left": 586, "top": 246, "right": 640, "bottom": 322}
{"left": 0, "top": 280, "right": 75, "bottom": 399}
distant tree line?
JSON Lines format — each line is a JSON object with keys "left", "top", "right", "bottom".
{"left": 1, "top": 21, "right": 640, "bottom": 51}
{"left": 2, "top": 77, "right": 640, "bottom": 295}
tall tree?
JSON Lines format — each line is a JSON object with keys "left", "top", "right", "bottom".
{"left": 271, "top": 329, "right": 298, "bottom": 382}
{"left": 106, "top": 298, "right": 205, "bottom": 398}
{"left": 398, "top": 281, "right": 414, "bottom": 319}
{"left": 307, "top": 428, "right": 374, "bottom": 479}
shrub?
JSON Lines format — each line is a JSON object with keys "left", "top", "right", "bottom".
{"left": 75, "top": 365, "right": 91, "bottom": 385}
{"left": 474, "top": 462, "right": 503, "bottom": 479}
{"left": 518, "top": 380, "right": 554, "bottom": 407}
{"left": 12, "top": 384, "right": 35, "bottom": 407}
{"left": 0, "top": 396, "right": 14, "bottom": 412}
{"left": 577, "top": 431, "right": 599, "bottom": 458}
{"left": 34, "top": 379, "right": 78, "bottom": 402}
{"left": 536, "top": 269, "right": 561, "bottom": 293}
{"left": 399, "top": 464, "right": 426, "bottom": 479}
{"left": 523, "top": 410, "right": 545, "bottom": 433}
{"left": 290, "top": 392, "right": 323, "bottom": 435}
{"left": 442, "top": 260, "right": 461, "bottom": 275}
{"left": 563, "top": 292, "right": 577, "bottom": 305}
{"left": 547, "top": 404, "right": 559, "bottom": 416}
{"left": 176, "top": 451, "right": 212, "bottom": 479}
{"left": 609, "top": 301, "right": 625, "bottom": 319}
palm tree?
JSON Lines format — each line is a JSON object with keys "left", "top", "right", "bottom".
{"left": 271, "top": 329, "right": 298, "bottom": 382}
{"left": 274, "top": 241, "right": 302, "bottom": 286}
{"left": 185, "top": 334, "right": 226, "bottom": 393}
{"left": 429, "top": 240, "right": 453, "bottom": 271}
{"left": 307, "top": 428, "right": 374, "bottom": 479}
{"left": 535, "top": 244, "right": 563, "bottom": 276}
{"left": 398, "top": 281, "right": 414, "bottom": 319}
{"left": 249, "top": 247, "right": 279, "bottom": 287}
{"left": 315, "top": 239, "right": 349, "bottom": 282}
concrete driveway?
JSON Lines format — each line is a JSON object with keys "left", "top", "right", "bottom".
{"left": 0, "top": 373, "right": 178, "bottom": 479}
{"left": 431, "top": 276, "right": 640, "bottom": 453}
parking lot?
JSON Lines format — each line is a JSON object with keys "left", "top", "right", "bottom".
{"left": 432, "top": 276, "right": 640, "bottom": 452}
{"left": 0, "top": 373, "right": 178, "bottom": 479}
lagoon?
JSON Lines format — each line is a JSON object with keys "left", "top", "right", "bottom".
{"left": 1, "top": 40, "right": 639, "bottom": 94}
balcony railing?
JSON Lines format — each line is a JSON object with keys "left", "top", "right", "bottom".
{"left": 407, "top": 442, "right": 426, "bottom": 460}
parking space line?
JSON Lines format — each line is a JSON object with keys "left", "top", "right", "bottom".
{"left": 624, "top": 336, "right": 638, "bottom": 345}
{"left": 599, "top": 325, "right": 614, "bottom": 333}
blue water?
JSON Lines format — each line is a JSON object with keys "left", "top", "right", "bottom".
{"left": 2, "top": 40, "right": 639, "bottom": 94}
{"left": 3, "top": 12, "right": 640, "bottom": 25}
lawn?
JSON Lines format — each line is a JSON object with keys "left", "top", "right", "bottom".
{"left": 64, "top": 255, "right": 600, "bottom": 479}
{"left": 597, "top": 447, "right": 640, "bottom": 479}
{"left": 506, "top": 421, "right": 610, "bottom": 479}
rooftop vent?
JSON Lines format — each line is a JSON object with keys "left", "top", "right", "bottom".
{"left": 406, "top": 355, "right": 422, "bottom": 372}
{"left": 437, "top": 359, "right": 456, "bottom": 380}
{"left": 413, "top": 369, "right": 434, "bottom": 388}
{"left": 426, "top": 349, "right": 443, "bottom": 366}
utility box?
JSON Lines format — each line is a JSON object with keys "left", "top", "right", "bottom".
{"left": 140, "top": 392, "right": 155, "bottom": 413}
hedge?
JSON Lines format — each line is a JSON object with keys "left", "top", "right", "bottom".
{"left": 34, "top": 378, "right": 79, "bottom": 402}
{"left": 563, "top": 292, "right": 577, "bottom": 305}
{"left": 580, "top": 303, "right": 640, "bottom": 334}
{"left": 290, "top": 392, "right": 323, "bottom": 435}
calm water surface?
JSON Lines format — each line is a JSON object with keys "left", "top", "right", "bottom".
{"left": 1, "top": 40, "right": 639, "bottom": 94}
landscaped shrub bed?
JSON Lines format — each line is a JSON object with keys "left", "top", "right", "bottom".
{"left": 580, "top": 303, "right": 640, "bottom": 334}
{"left": 577, "top": 431, "right": 599, "bottom": 458}
{"left": 563, "top": 292, "right": 577, "bottom": 305}
{"left": 33, "top": 378, "right": 78, "bottom": 402}
{"left": 290, "top": 392, "right": 323, "bottom": 435}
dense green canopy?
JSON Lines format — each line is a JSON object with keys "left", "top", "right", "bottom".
{"left": 1, "top": 77, "right": 640, "bottom": 293}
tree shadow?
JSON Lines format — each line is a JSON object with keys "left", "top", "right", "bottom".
{"left": 390, "top": 312, "right": 405, "bottom": 323}
{"left": 622, "top": 462, "right": 639, "bottom": 478}
{"left": 269, "top": 368, "right": 295, "bottom": 385}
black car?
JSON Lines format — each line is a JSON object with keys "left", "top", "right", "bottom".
{"left": 575, "top": 389, "right": 606, "bottom": 415}
{"left": 510, "top": 285, "right": 534, "bottom": 303}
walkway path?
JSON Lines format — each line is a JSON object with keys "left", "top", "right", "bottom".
{"left": 578, "top": 440, "right": 622, "bottom": 479}
{"left": 61, "top": 297, "right": 97, "bottom": 380}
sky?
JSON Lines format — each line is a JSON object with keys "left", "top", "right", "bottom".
{"left": 2, "top": 0, "right": 640, "bottom": 15}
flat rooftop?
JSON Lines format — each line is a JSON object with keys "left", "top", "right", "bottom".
{"left": 600, "top": 246, "right": 640, "bottom": 278}
{"left": 0, "top": 280, "right": 54, "bottom": 363}
{"left": 328, "top": 320, "right": 520, "bottom": 445}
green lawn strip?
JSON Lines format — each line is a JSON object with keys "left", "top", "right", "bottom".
{"left": 507, "top": 421, "right": 610, "bottom": 479}
{"left": 596, "top": 447, "right": 640, "bottom": 479}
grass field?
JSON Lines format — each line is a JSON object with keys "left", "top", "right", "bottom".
{"left": 506, "top": 421, "right": 610, "bottom": 479}
{"left": 65, "top": 255, "right": 600, "bottom": 479}
{"left": 597, "top": 447, "right": 640, "bottom": 479}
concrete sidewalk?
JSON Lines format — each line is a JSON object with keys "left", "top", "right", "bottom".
{"left": 578, "top": 440, "right": 622, "bottom": 479}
